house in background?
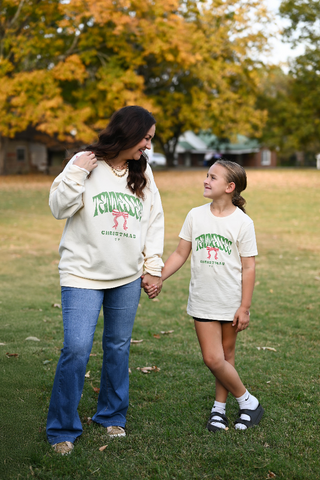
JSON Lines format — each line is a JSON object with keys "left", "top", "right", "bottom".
{"left": 0, "top": 129, "right": 276, "bottom": 175}
{"left": 0, "top": 128, "right": 83, "bottom": 176}
{"left": 0, "top": 134, "right": 48, "bottom": 175}
{"left": 176, "top": 131, "right": 276, "bottom": 168}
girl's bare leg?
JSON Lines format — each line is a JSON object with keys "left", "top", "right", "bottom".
{"left": 194, "top": 320, "right": 246, "bottom": 399}
{"left": 215, "top": 322, "right": 238, "bottom": 402}
{"left": 195, "top": 320, "right": 263, "bottom": 431}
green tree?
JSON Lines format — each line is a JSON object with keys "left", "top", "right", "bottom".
{"left": 0, "top": 0, "right": 271, "bottom": 164}
{"left": 263, "top": 0, "right": 320, "bottom": 157}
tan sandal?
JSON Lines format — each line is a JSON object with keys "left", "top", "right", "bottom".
{"left": 52, "top": 441, "right": 74, "bottom": 455}
{"left": 106, "top": 426, "right": 126, "bottom": 438}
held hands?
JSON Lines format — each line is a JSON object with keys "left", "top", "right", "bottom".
{"left": 73, "top": 152, "right": 98, "bottom": 172}
{"left": 232, "top": 306, "right": 250, "bottom": 333}
{"left": 141, "top": 274, "right": 162, "bottom": 299}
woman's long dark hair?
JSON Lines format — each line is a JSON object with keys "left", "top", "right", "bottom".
{"left": 215, "top": 160, "right": 247, "bottom": 213}
{"left": 85, "top": 106, "right": 156, "bottom": 199}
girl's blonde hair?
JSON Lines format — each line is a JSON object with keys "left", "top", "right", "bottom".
{"left": 215, "top": 160, "right": 247, "bottom": 213}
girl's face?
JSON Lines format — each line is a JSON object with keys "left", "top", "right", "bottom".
{"left": 203, "top": 163, "right": 232, "bottom": 200}
{"left": 122, "top": 124, "right": 156, "bottom": 161}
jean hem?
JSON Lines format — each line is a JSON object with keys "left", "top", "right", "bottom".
{"left": 93, "top": 419, "right": 126, "bottom": 429}
{"left": 47, "top": 434, "right": 79, "bottom": 446}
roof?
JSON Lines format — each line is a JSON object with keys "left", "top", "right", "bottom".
{"left": 177, "top": 131, "right": 260, "bottom": 154}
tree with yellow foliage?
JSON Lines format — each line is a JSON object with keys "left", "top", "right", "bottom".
{"left": 0, "top": 0, "right": 271, "bottom": 164}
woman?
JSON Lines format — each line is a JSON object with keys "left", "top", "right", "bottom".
{"left": 47, "top": 106, "right": 164, "bottom": 455}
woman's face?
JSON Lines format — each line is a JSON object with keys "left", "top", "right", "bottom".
{"left": 122, "top": 124, "right": 156, "bottom": 161}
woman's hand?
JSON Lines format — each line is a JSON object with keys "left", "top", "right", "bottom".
{"left": 141, "top": 274, "right": 162, "bottom": 299}
{"left": 74, "top": 152, "right": 98, "bottom": 172}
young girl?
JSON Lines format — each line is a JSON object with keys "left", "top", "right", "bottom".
{"left": 157, "top": 160, "right": 263, "bottom": 431}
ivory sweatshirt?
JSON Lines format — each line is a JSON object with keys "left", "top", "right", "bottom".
{"left": 49, "top": 154, "right": 164, "bottom": 289}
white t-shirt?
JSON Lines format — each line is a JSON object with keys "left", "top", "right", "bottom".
{"left": 179, "top": 204, "right": 258, "bottom": 321}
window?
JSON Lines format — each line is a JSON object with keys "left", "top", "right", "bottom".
{"left": 261, "top": 150, "right": 271, "bottom": 166}
{"left": 17, "top": 147, "right": 26, "bottom": 162}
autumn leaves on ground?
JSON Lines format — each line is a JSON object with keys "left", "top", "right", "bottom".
{"left": 1, "top": 169, "right": 320, "bottom": 479}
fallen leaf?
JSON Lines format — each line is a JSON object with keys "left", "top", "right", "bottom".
{"left": 160, "top": 330, "right": 174, "bottom": 335}
{"left": 131, "top": 339, "right": 143, "bottom": 343}
{"left": 52, "top": 303, "right": 61, "bottom": 308}
{"left": 153, "top": 334, "right": 161, "bottom": 339}
{"left": 269, "top": 289, "right": 273, "bottom": 293}
{"left": 315, "top": 276, "right": 320, "bottom": 281}
{"left": 85, "top": 371, "right": 90, "bottom": 378}
{"left": 264, "top": 443, "right": 270, "bottom": 448}
{"left": 99, "top": 445, "right": 108, "bottom": 451}
{"left": 6, "top": 352, "right": 19, "bottom": 357}
{"left": 90, "top": 353, "right": 97, "bottom": 356}
{"left": 257, "top": 347, "right": 277, "bottom": 352}
{"left": 137, "top": 365, "right": 161, "bottom": 374}
{"left": 25, "top": 336, "right": 40, "bottom": 342}
{"left": 93, "top": 387, "right": 100, "bottom": 393}
{"left": 152, "top": 298, "right": 160, "bottom": 302}
{"left": 306, "top": 305, "right": 313, "bottom": 310}
{"left": 43, "top": 359, "right": 52, "bottom": 365}
{"left": 255, "top": 281, "right": 260, "bottom": 286}
{"left": 267, "top": 472, "right": 276, "bottom": 479}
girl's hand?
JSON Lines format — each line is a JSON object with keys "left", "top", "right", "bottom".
{"left": 144, "top": 283, "right": 158, "bottom": 298}
{"left": 141, "top": 274, "right": 162, "bottom": 299}
{"left": 232, "top": 306, "right": 250, "bottom": 333}
{"left": 74, "top": 152, "right": 98, "bottom": 172}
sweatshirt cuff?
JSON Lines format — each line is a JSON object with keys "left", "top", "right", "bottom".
{"left": 76, "top": 166, "right": 90, "bottom": 175}
{"left": 65, "top": 164, "right": 89, "bottom": 184}
{"left": 144, "top": 256, "right": 164, "bottom": 277}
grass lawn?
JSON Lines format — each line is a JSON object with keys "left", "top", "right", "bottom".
{"left": 1, "top": 169, "right": 320, "bottom": 479}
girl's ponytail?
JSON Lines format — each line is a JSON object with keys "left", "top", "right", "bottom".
{"left": 232, "top": 192, "right": 246, "bottom": 213}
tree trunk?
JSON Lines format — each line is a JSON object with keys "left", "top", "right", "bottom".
{"left": 158, "top": 133, "right": 180, "bottom": 167}
{"left": 0, "top": 135, "right": 7, "bottom": 175}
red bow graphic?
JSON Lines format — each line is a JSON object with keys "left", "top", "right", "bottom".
{"left": 112, "top": 210, "right": 129, "bottom": 231}
{"left": 206, "top": 247, "right": 219, "bottom": 260}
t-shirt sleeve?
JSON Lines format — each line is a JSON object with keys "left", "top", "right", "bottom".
{"left": 237, "top": 220, "right": 258, "bottom": 257}
{"left": 179, "top": 210, "right": 193, "bottom": 242}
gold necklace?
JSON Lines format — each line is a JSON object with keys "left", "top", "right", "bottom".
{"left": 106, "top": 161, "right": 128, "bottom": 177}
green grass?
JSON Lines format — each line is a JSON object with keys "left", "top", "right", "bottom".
{"left": 1, "top": 170, "right": 320, "bottom": 479}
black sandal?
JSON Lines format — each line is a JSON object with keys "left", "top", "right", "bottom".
{"left": 234, "top": 403, "right": 264, "bottom": 429}
{"left": 206, "top": 412, "right": 229, "bottom": 432}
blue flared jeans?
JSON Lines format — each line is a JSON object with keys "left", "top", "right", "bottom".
{"left": 46, "top": 278, "right": 141, "bottom": 445}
